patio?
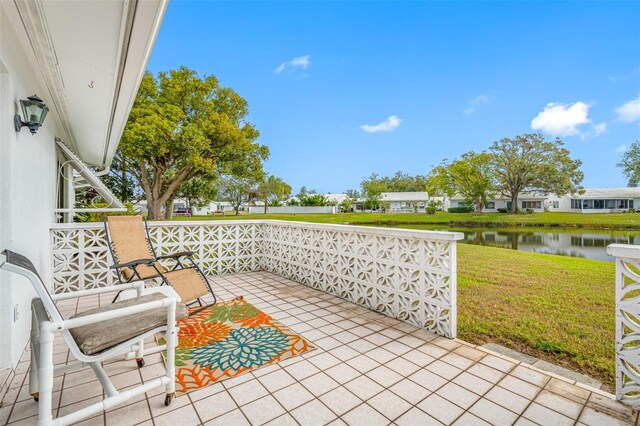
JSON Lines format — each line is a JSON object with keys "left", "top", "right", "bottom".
{"left": 1, "top": 271, "right": 636, "bottom": 426}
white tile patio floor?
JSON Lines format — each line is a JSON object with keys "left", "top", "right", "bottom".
{"left": 0, "top": 271, "right": 637, "bottom": 426}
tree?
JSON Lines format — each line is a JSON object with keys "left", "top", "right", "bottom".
{"left": 258, "top": 175, "right": 292, "bottom": 213}
{"left": 618, "top": 141, "right": 640, "bottom": 187}
{"left": 175, "top": 176, "right": 218, "bottom": 214}
{"left": 299, "top": 194, "right": 329, "bottom": 206}
{"left": 345, "top": 189, "right": 360, "bottom": 199}
{"left": 101, "top": 151, "right": 139, "bottom": 203}
{"left": 338, "top": 198, "right": 354, "bottom": 213}
{"left": 360, "top": 173, "right": 386, "bottom": 211}
{"left": 384, "top": 171, "right": 427, "bottom": 192}
{"left": 119, "top": 67, "right": 268, "bottom": 219}
{"left": 490, "top": 134, "right": 583, "bottom": 213}
{"left": 296, "top": 186, "right": 311, "bottom": 198}
{"left": 219, "top": 176, "right": 255, "bottom": 215}
{"left": 428, "top": 152, "right": 495, "bottom": 212}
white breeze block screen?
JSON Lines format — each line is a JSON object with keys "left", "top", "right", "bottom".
{"left": 51, "top": 220, "right": 462, "bottom": 338}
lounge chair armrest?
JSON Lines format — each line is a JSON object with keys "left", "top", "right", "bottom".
{"left": 51, "top": 281, "right": 145, "bottom": 301}
{"left": 109, "top": 258, "right": 155, "bottom": 270}
{"left": 49, "top": 297, "right": 178, "bottom": 331}
{"left": 157, "top": 251, "right": 194, "bottom": 260}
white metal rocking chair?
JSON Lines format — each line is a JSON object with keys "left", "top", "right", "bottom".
{"left": 0, "top": 250, "right": 186, "bottom": 426}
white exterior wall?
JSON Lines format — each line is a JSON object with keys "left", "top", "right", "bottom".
{"left": 0, "top": 2, "right": 67, "bottom": 370}
{"left": 249, "top": 206, "right": 337, "bottom": 214}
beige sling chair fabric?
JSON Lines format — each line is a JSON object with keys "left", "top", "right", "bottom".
{"left": 106, "top": 216, "right": 162, "bottom": 280}
{"left": 106, "top": 216, "right": 210, "bottom": 304}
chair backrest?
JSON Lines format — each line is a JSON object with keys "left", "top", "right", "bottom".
{"left": 0, "top": 249, "right": 64, "bottom": 324}
{"left": 104, "top": 216, "right": 162, "bottom": 280}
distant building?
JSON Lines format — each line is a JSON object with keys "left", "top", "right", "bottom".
{"left": 381, "top": 192, "right": 430, "bottom": 212}
{"left": 447, "top": 187, "right": 640, "bottom": 213}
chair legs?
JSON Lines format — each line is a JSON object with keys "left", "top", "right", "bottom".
{"left": 37, "top": 325, "right": 55, "bottom": 426}
{"left": 164, "top": 298, "right": 177, "bottom": 406}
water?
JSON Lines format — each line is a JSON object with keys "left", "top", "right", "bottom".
{"left": 388, "top": 225, "right": 640, "bottom": 262}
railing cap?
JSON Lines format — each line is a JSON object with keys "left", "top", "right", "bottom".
{"left": 607, "top": 244, "right": 640, "bottom": 259}
{"left": 50, "top": 219, "right": 465, "bottom": 241}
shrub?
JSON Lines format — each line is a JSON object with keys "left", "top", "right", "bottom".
{"left": 517, "top": 208, "right": 534, "bottom": 215}
{"left": 426, "top": 206, "right": 437, "bottom": 215}
{"left": 497, "top": 208, "right": 509, "bottom": 213}
{"left": 448, "top": 206, "right": 474, "bottom": 213}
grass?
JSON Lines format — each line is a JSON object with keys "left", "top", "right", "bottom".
{"left": 181, "top": 211, "right": 640, "bottom": 229}
{"left": 176, "top": 211, "right": 621, "bottom": 387}
{"left": 457, "top": 244, "right": 615, "bottom": 388}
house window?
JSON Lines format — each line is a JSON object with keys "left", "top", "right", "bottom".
{"left": 486, "top": 202, "right": 495, "bottom": 209}
{"left": 551, "top": 201, "right": 560, "bottom": 209}
{"left": 571, "top": 199, "right": 581, "bottom": 209}
{"left": 507, "top": 201, "right": 512, "bottom": 210}
{"left": 594, "top": 200, "right": 605, "bottom": 209}
{"left": 522, "top": 201, "right": 542, "bottom": 209}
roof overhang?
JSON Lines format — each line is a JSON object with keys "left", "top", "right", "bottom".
{"left": 13, "top": 0, "right": 168, "bottom": 168}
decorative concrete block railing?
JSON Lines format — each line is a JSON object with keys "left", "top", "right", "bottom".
{"left": 607, "top": 243, "right": 640, "bottom": 406}
{"left": 260, "top": 222, "right": 462, "bottom": 338}
{"left": 51, "top": 220, "right": 463, "bottom": 338}
{"left": 51, "top": 221, "right": 261, "bottom": 293}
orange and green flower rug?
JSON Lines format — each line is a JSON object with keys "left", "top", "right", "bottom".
{"left": 160, "top": 296, "right": 315, "bottom": 393}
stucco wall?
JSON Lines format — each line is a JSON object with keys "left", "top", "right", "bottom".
{"left": 0, "top": 2, "right": 65, "bottom": 371}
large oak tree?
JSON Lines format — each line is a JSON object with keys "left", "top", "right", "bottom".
{"left": 119, "top": 67, "right": 268, "bottom": 219}
{"left": 490, "top": 133, "right": 583, "bottom": 213}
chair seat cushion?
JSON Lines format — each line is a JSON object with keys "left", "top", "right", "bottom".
{"left": 70, "top": 293, "right": 188, "bottom": 355}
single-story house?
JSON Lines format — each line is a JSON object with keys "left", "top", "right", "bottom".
{"left": 381, "top": 192, "right": 430, "bottom": 212}
{"left": 447, "top": 187, "right": 640, "bottom": 213}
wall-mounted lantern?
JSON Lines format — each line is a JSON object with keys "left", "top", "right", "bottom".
{"left": 14, "top": 95, "right": 49, "bottom": 134}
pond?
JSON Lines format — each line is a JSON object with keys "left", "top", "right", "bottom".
{"left": 384, "top": 225, "right": 640, "bottom": 262}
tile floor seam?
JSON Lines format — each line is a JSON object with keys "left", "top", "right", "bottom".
{"left": 2, "top": 363, "right": 28, "bottom": 425}
{"left": 512, "top": 375, "right": 553, "bottom": 426}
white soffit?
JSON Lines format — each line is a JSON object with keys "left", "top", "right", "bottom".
{"left": 15, "top": 0, "right": 168, "bottom": 168}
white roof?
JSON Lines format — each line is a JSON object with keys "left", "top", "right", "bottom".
{"left": 575, "top": 188, "right": 640, "bottom": 199}
{"left": 323, "top": 193, "right": 348, "bottom": 203}
{"left": 381, "top": 192, "right": 429, "bottom": 202}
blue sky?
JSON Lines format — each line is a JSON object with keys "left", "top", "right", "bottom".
{"left": 148, "top": 1, "right": 640, "bottom": 193}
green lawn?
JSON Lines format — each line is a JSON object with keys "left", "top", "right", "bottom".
{"left": 182, "top": 211, "right": 640, "bottom": 229}
{"left": 457, "top": 244, "right": 615, "bottom": 388}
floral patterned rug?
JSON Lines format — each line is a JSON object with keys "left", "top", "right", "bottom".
{"left": 159, "top": 296, "right": 315, "bottom": 394}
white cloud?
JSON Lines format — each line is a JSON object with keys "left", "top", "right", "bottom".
{"left": 275, "top": 55, "right": 311, "bottom": 74}
{"left": 530, "top": 101, "right": 592, "bottom": 136}
{"left": 616, "top": 144, "right": 628, "bottom": 153}
{"left": 463, "top": 94, "right": 491, "bottom": 114}
{"left": 360, "top": 115, "right": 402, "bottom": 133}
{"left": 615, "top": 96, "right": 640, "bottom": 122}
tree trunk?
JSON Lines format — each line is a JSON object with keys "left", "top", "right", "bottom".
{"left": 475, "top": 198, "right": 484, "bottom": 213}
{"left": 147, "top": 198, "right": 162, "bottom": 220}
{"left": 164, "top": 199, "right": 174, "bottom": 220}
{"left": 510, "top": 194, "right": 518, "bottom": 214}
{"left": 264, "top": 199, "right": 268, "bottom": 214}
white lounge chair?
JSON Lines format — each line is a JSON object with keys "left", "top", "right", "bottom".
{"left": 0, "top": 250, "right": 187, "bottom": 426}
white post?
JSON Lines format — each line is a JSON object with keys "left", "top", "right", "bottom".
{"left": 37, "top": 323, "right": 55, "bottom": 426}
{"left": 29, "top": 307, "right": 39, "bottom": 400}
{"left": 607, "top": 244, "right": 640, "bottom": 407}
{"left": 165, "top": 298, "right": 177, "bottom": 397}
